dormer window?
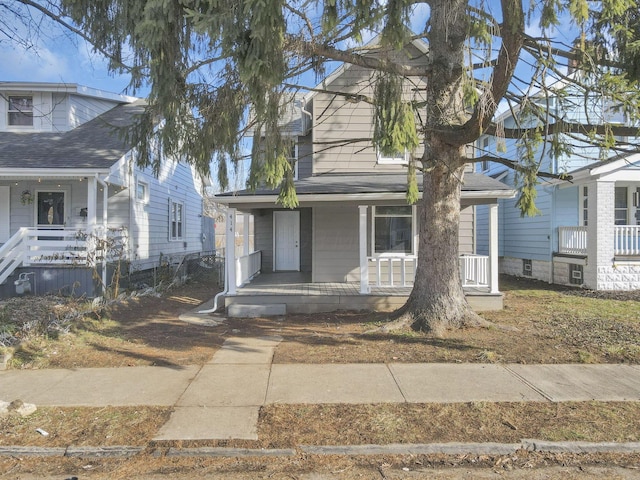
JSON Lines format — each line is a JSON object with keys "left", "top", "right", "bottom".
{"left": 8, "top": 96, "right": 33, "bottom": 126}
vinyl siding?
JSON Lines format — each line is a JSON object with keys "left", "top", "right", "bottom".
{"left": 126, "top": 160, "right": 205, "bottom": 271}
{"left": 68, "top": 95, "right": 123, "bottom": 129}
{"left": 312, "top": 47, "right": 427, "bottom": 175}
{"left": 297, "top": 133, "right": 313, "bottom": 179}
{"left": 500, "top": 180, "right": 553, "bottom": 261}
{"left": 459, "top": 205, "right": 475, "bottom": 254}
{"left": 313, "top": 205, "right": 360, "bottom": 282}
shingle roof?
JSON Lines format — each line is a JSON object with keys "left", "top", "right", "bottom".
{"left": 217, "top": 172, "right": 515, "bottom": 197}
{"left": 0, "top": 100, "right": 146, "bottom": 170}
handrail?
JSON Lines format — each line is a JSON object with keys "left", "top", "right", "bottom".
{"left": 236, "top": 250, "right": 261, "bottom": 287}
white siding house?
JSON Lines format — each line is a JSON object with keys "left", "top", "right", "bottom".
{"left": 0, "top": 82, "right": 212, "bottom": 298}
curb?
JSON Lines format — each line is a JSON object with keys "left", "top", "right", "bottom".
{"left": 1, "top": 441, "right": 640, "bottom": 458}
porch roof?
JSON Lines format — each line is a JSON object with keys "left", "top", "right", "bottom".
{"left": 216, "top": 172, "right": 516, "bottom": 205}
{"left": 0, "top": 100, "right": 146, "bottom": 174}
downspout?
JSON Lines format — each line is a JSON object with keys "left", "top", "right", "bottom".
{"left": 198, "top": 254, "right": 227, "bottom": 313}
{"left": 199, "top": 208, "right": 235, "bottom": 313}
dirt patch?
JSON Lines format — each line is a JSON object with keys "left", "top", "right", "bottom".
{"left": 3, "top": 278, "right": 226, "bottom": 369}
{"left": 0, "top": 407, "right": 170, "bottom": 447}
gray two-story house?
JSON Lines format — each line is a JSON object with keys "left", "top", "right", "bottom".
{"left": 215, "top": 40, "right": 516, "bottom": 315}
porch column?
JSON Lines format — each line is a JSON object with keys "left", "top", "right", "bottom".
{"left": 226, "top": 208, "right": 237, "bottom": 295}
{"left": 586, "top": 180, "right": 615, "bottom": 289}
{"left": 243, "top": 213, "right": 250, "bottom": 256}
{"left": 87, "top": 177, "right": 98, "bottom": 228}
{"left": 359, "top": 205, "right": 370, "bottom": 294}
{"left": 489, "top": 203, "right": 499, "bottom": 294}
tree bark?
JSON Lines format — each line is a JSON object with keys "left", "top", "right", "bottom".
{"left": 390, "top": 155, "right": 486, "bottom": 334}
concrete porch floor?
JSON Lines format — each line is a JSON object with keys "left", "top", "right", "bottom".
{"left": 225, "top": 272, "right": 503, "bottom": 315}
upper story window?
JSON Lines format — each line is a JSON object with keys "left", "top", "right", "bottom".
{"left": 373, "top": 205, "right": 414, "bottom": 255}
{"left": 480, "top": 137, "right": 489, "bottom": 172}
{"left": 377, "top": 149, "right": 408, "bottom": 166}
{"left": 8, "top": 96, "right": 33, "bottom": 126}
{"left": 136, "top": 179, "right": 149, "bottom": 203}
{"left": 287, "top": 141, "right": 299, "bottom": 180}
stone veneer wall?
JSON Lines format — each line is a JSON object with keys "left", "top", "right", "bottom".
{"left": 500, "top": 257, "right": 551, "bottom": 283}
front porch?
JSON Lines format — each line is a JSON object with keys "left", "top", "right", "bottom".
{"left": 224, "top": 272, "right": 503, "bottom": 314}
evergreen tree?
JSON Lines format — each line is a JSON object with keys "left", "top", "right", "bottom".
{"left": 10, "top": 0, "right": 640, "bottom": 332}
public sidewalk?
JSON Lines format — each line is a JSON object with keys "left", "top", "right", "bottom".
{"left": 1, "top": 333, "right": 640, "bottom": 441}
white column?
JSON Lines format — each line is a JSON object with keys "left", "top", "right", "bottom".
{"left": 243, "top": 213, "right": 250, "bottom": 256}
{"left": 359, "top": 205, "right": 370, "bottom": 294}
{"left": 586, "top": 181, "right": 615, "bottom": 289}
{"left": 87, "top": 177, "right": 98, "bottom": 229}
{"left": 226, "top": 208, "right": 237, "bottom": 295}
{"left": 489, "top": 203, "right": 499, "bottom": 294}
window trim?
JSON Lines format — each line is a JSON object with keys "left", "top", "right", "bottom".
{"left": 136, "top": 179, "right": 149, "bottom": 204}
{"left": 371, "top": 205, "right": 416, "bottom": 257}
{"left": 615, "top": 186, "right": 628, "bottom": 226}
{"left": 581, "top": 185, "right": 588, "bottom": 227}
{"left": 7, "top": 95, "right": 34, "bottom": 127}
{"left": 376, "top": 149, "right": 409, "bottom": 166}
{"left": 169, "top": 199, "right": 185, "bottom": 241}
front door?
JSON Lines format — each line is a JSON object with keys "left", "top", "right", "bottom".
{"left": 36, "top": 191, "right": 66, "bottom": 227}
{"left": 274, "top": 210, "right": 300, "bottom": 271}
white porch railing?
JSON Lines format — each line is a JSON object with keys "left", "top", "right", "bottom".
{"left": 236, "top": 250, "right": 261, "bottom": 287}
{"left": 0, "top": 227, "right": 131, "bottom": 286}
{"left": 558, "top": 225, "right": 640, "bottom": 256}
{"left": 366, "top": 255, "right": 489, "bottom": 289}
{"left": 558, "top": 226, "right": 588, "bottom": 255}
{"left": 459, "top": 254, "right": 489, "bottom": 288}
{"left": 615, "top": 226, "right": 640, "bottom": 256}
{"left": 368, "top": 256, "right": 417, "bottom": 287}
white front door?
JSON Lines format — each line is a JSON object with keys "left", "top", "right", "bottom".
{"left": 274, "top": 211, "right": 300, "bottom": 271}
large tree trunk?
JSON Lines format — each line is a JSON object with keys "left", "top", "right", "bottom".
{"left": 390, "top": 155, "right": 486, "bottom": 334}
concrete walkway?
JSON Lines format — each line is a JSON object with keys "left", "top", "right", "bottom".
{"left": 1, "top": 336, "right": 640, "bottom": 441}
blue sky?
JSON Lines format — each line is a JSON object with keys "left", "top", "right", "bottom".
{"left": 0, "top": 30, "right": 137, "bottom": 96}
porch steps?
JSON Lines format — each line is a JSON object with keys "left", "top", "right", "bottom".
{"left": 227, "top": 303, "right": 286, "bottom": 318}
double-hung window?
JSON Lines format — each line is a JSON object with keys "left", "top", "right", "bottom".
{"left": 8, "top": 96, "right": 33, "bottom": 126}
{"left": 615, "top": 187, "right": 628, "bottom": 225}
{"left": 373, "top": 206, "right": 414, "bottom": 254}
{"left": 170, "top": 200, "right": 184, "bottom": 240}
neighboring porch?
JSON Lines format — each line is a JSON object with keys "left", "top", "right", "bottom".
{"left": 554, "top": 176, "right": 640, "bottom": 290}
{"left": 558, "top": 225, "right": 640, "bottom": 257}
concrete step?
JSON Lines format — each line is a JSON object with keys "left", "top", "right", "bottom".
{"left": 227, "top": 303, "right": 286, "bottom": 318}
